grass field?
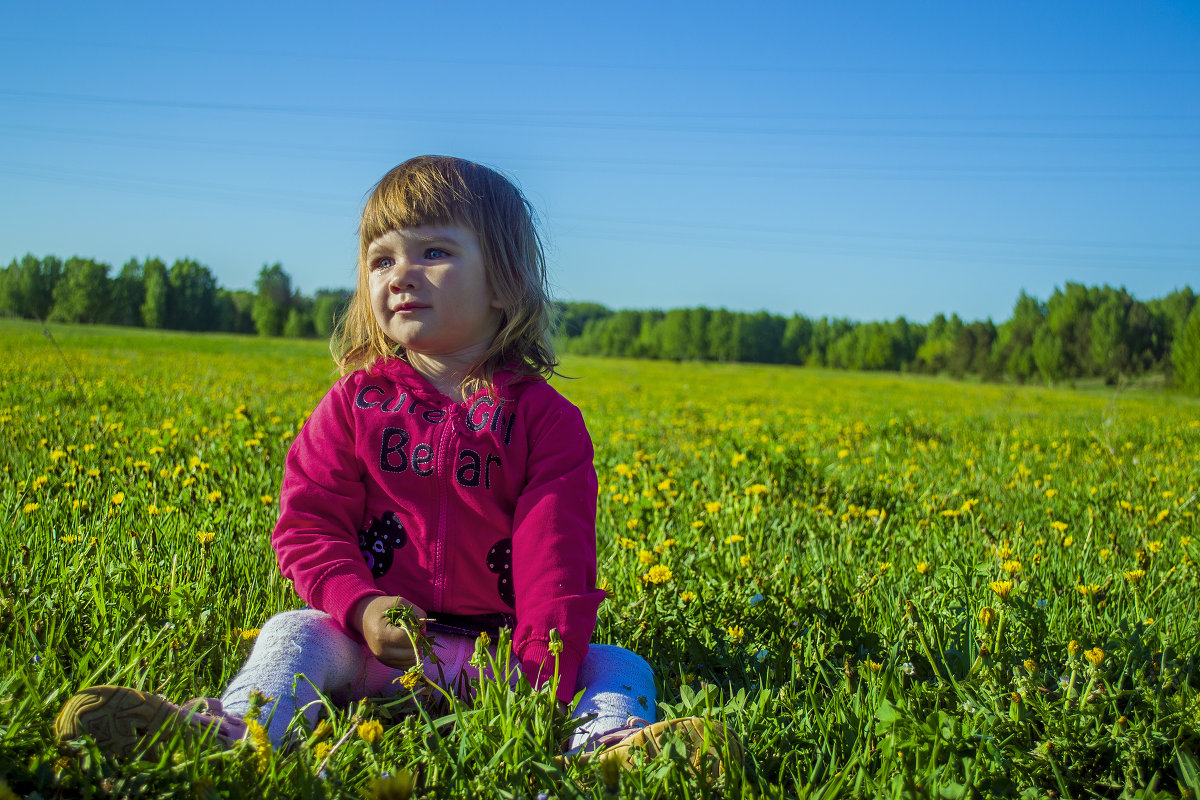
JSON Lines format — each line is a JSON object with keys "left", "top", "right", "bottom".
{"left": 2, "top": 318, "right": 1199, "bottom": 799}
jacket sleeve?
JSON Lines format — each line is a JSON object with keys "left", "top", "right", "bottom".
{"left": 273, "top": 379, "right": 383, "bottom": 636}
{"left": 510, "top": 401, "right": 605, "bottom": 704}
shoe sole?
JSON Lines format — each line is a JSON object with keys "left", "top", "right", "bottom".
{"left": 55, "top": 686, "right": 193, "bottom": 758}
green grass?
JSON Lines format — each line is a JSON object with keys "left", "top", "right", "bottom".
{"left": 2, "top": 318, "right": 1199, "bottom": 798}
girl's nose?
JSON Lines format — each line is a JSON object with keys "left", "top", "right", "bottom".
{"left": 388, "top": 260, "right": 418, "bottom": 292}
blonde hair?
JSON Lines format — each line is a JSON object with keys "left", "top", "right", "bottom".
{"left": 334, "top": 156, "right": 558, "bottom": 392}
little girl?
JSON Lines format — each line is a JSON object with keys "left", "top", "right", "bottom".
{"left": 56, "top": 156, "right": 734, "bottom": 772}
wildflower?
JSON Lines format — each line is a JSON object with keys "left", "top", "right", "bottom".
{"left": 239, "top": 628, "right": 261, "bottom": 640}
{"left": 755, "top": 649, "right": 768, "bottom": 662}
{"left": 978, "top": 606, "right": 997, "bottom": 629}
{"left": 197, "top": 531, "right": 215, "bottom": 545}
{"left": 260, "top": 495, "right": 274, "bottom": 505}
{"left": 745, "top": 483, "right": 768, "bottom": 495}
{"left": 1124, "top": 569, "right": 1145, "bottom": 583}
{"left": 644, "top": 565, "right": 672, "bottom": 584}
{"left": 398, "top": 664, "right": 424, "bottom": 691}
{"left": 1002, "top": 560, "right": 1021, "bottom": 574}
{"left": 915, "top": 561, "right": 929, "bottom": 575}
{"left": 726, "top": 624, "right": 745, "bottom": 643}
{"left": 739, "top": 555, "right": 752, "bottom": 568}
{"left": 1068, "top": 640, "right": 1080, "bottom": 658}
{"left": 1023, "top": 659, "right": 1037, "bottom": 674}
{"left": 22, "top": 503, "right": 38, "bottom": 514}
{"left": 207, "top": 490, "right": 222, "bottom": 503}
{"left": 110, "top": 492, "right": 125, "bottom": 506}
{"left": 1084, "top": 647, "right": 1105, "bottom": 667}
{"left": 1147, "top": 540, "right": 1164, "bottom": 553}
{"left": 1076, "top": 584, "right": 1100, "bottom": 598}
{"left": 245, "top": 718, "right": 271, "bottom": 774}
{"left": 1050, "top": 521, "right": 1068, "bottom": 532}
{"left": 637, "top": 549, "right": 655, "bottom": 565}
{"left": 878, "top": 562, "right": 891, "bottom": 573}
{"left": 866, "top": 660, "right": 882, "bottom": 673}
{"left": 690, "top": 520, "right": 704, "bottom": 529}
{"left": 680, "top": 591, "right": 696, "bottom": 603}
{"left": 626, "top": 519, "right": 640, "bottom": 531}
{"left": 724, "top": 534, "right": 744, "bottom": 544}
{"left": 989, "top": 581, "right": 1014, "bottom": 602}
{"left": 357, "top": 720, "right": 384, "bottom": 745}
{"left": 705, "top": 501, "right": 722, "bottom": 514}
{"left": 749, "top": 593, "right": 765, "bottom": 606}
{"left": 731, "top": 452, "right": 747, "bottom": 467}
{"left": 1062, "top": 536, "right": 1074, "bottom": 547}
{"left": 900, "top": 661, "right": 915, "bottom": 676}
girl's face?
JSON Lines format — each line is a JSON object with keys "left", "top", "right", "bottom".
{"left": 366, "top": 224, "right": 504, "bottom": 365}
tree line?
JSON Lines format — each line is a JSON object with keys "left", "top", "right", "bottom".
{"left": 556, "top": 285, "right": 1200, "bottom": 393}
{"left": 3, "top": 252, "right": 1199, "bottom": 393}
{"left": 0, "top": 254, "right": 350, "bottom": 339}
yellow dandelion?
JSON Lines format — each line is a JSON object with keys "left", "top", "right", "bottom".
{"left": 1002, "top": 560, "right": 1022, "bottom": 574}
{"left": 989, "top": 581, "right": 1013, "bottom": 602}
{"left": 239, "top": 628, "right": 261, "bottom": 640}
{"left": 357, "top": 719, "right": 384, "bottom": 745}
{"left": 207, "top": 490, "right": 222, "bottom": 503}
{"left": 978, "top": 606, "right": 998, "bottom": 629}
{"left": 22, "top": 502, "right": 39, "bottom": 514}
{"left": 739, "top": 554, "right": 752, "bottom": 568}
{"left": 644, "top": 565, "right": 672, "bottom": 584}
{"left": 1123, "top": 569, "right": 1145, "bottom": 583}
{"left": 1084, "top": 647, "right": 1105, "bottom": 667}
{"left": 197, "top": 531, "right": 215, "bottom": 545}
{"left": 245, "top": 718, "right": 271, "bottom": 774}
{"left": 1023, "top": 659, "right": 1037, "bottom": 674}
{"left": 680, "top": 591, "right": 697, "bottom": 603}
{"left": 1076, "top": 584, "right": 1101, "bottom": 598}
{"left": 1147, "top": 541, "right": 1164, "bottom": 553}
{"left": 1050, "top": 521, "right": 1068, "bottom": 532}
{"left": 260, "top": 495, "right": 274, "bottom": 505}
{"left": 724, "top": 534, "right": 745, "bottom": 544}
{"left": 705, "top": 501, "right": 722, "bottom": 514}
{"left": 690, "top": 520, "right": 704, "bottom": 529}
{"left": 1068, "top": 640, "right": 1080, "bottom": 657}
{"left": 867, "top": 660, "right": 882, "bottom": 673}
{"left": 915, "top": 561, "right": 929, "bottom": 575}
{"left": 731, "top": 452, "right": 747, "bottom": 467}
{"left": 726, "top": 624, "right": 745, "bottom": 643}
{"left": 110, "top": 492, "right": 125, "bottom": 506}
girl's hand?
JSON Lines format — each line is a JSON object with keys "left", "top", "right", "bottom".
{"left": 352, "top": 595, "right": 427, "bottom": 670}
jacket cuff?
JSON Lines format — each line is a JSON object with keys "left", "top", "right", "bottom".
{"left": 519, "top": 642, "right": 584, "bottom": 705}
{"left": 310, "top": 572, "right": 385, "bottom": 639}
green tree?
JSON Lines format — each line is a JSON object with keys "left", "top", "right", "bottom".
{"left": 49, "top": 257, "right": 111, "bottom": 323}
{"left": 167, "top": 259, "right": 218, "bottom": 330}
{"left": 311, "top": 289, "right": 353, "bottom": 339}
{"left": 2, "top": 254, "right": 62, "bottom": 319}
{"left": 657, "top": 308, "right": 691, "bottom": 361}
{"left": 110, "top": 259, "right": 146, "bottom": 327}
{"left": 253, "top": 263, "right": 292, "bottom": 337}
{"left": 140, "top": 258, "right": 169, "bottom": 329}
{"left": 781, "top": 314, "right": 812, "bottom": 365}
{"left": 993, "top": 292, "right": 1044, "bottom": 382}
{"left": 1172, "top": 305, "right": 1200, "bottom": 395}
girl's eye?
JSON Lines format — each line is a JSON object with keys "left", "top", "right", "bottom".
{"left": 373, "top": 257, "right": 395, "bottom": 270}
{"left": 425, "top": 248, "right": 450, "bottom": 260}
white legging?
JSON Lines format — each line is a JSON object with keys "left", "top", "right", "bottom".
{"left": 220, "top": 609, "right": 656, "bottom": 749}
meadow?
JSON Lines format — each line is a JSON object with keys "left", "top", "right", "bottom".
{"left": 1, "top": 318, "right": 1199, "bottom": 799}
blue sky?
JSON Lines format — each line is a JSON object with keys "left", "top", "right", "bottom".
{"left": 2, "top": 1, "right": 1197, "bottom": 323}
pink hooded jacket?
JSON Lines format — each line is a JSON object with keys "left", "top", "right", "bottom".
{"left": 272, "top": 357, "right": 604, "bottom": 702}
